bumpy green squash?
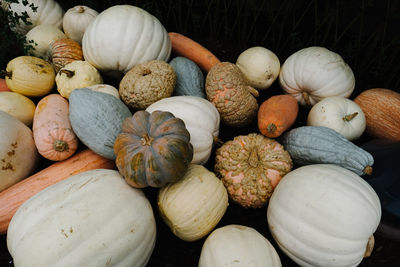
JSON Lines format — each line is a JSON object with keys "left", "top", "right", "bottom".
{"left": 282, "top": 126, "right": 374, "bottom": 175}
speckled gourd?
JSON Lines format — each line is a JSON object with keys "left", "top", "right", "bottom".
{"left": 282, "top": 126, "right": 374, "bottom": 175}
{"left": 215, "top": 133, "right": 293, "bottom": 208}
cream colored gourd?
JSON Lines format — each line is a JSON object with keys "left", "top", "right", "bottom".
{"left": 279, "top": 46, "right": 355, "bottom": 106}
{"left": 267, "top": 164, "right": 381, "bottom": 267}
{"left": 82, "top": 5, "right": 171, "bottom": 74}
{"left": 236, "top": 46, "right": 280, "bottom": 90}
{"left": 1, "top": 0, "right": 9, "bottom": 10}
{"left": 0, "top": 111, "right": 38, "bottom": 192}
{"left": 86, "top": 84, "right": 120, "bottom": 99}
{"left": 63, "top": 5, "right": 99, "bottom": 45}
{"left": 199, "top": 225, "right": 282, "bottom": 267}
{"left": 158, "top": 164, "right": 229, "bottom": 241}
{"left": 0, "top": 92, "right": 36, "bottom": 126}
{"left": 26, "top": 24, "right": 66, "bottom": 58}
{"left": 8, "top": 0, "right": 64, "bottom": 34}
{"left": 7, "top": 169, "right": 156, "bottom": 267}
{"left": 307, "top": 96, "right": 366, "bottom": 140}
{"left": 56, "top": 60, "right": 103, "bottom": 99}
{"left": 5, "top": 56, "right": 55, "bottom": 97}
{"left": 146, "top": 96, "right": 220, "bottom": 165}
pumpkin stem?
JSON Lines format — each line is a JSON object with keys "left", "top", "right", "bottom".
{"left": 343, "top": 112, "right": 358, "bottom": 121}
{"left": 78, "top": 6, "right": 85, "bottom": 13}
{"left": 364, "top": 235, "right": 375, "bottom": 258}
{"left": 247, "top": 86, "right": 259, "bottom": 97}
{"left": 363, "top": 166, "right": 373, "bottom": 175}
{"left": 302, "top": 92, "right": 312, "bottom": 106}
{"left": 58, "top": 69, "right": 75, "bottom": 78}
{"left": 213, "top": 136, "right": 224, "bottom": 147}
{"left": 267, "top": 123, "right": 277, "bottom": 134}
{"left": 141, "top": 134, "right": 154, "bottom": 146}
{"left": 54, "top": 140, "right": 69, "bottom": 152}
{"left": 248, "top": 149, "right": 259, "bottom": 168}
{"left": 0, "top": 70, "right": 12, "bottom": 79}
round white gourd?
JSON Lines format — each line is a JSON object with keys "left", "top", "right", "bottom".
{"left": 307, "top": 96, "right": 366, "bottom": 140}
{"left": 199, "top": 225, "right": 282, "bottom": 267}
{"left": 63, "top": 5, "right": 99, "bottom": 45}
{"left": 279, "top": 46, "right": 355, "bottom": 106}
{"left": 86, "top": 84, "right": 120, "bottom": 99}
{"left": 82, "top": 5, "right": 171, "bottom": 74}
{"left": 146, "top": 96, "right": 220, "bottom": 165}
{"left": 7, "top": 169, "right": 156, "bottom": 267}
{"left": 267, "top": 164, "right": 381, "bottom": 267}
{"left": 25, "top": 24, "right": 66, "bottom": 58}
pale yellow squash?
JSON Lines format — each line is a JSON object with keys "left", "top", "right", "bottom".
{"left": 0, "top": 92, "right": 36, "bottom": 126}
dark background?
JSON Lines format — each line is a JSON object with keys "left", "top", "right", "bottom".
{"left": 1, "top": 0, "right": 400, "bottom": 266}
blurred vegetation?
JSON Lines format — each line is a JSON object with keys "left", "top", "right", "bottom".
{"left": 1, "top": 0, "right": 399, "bottom": 92}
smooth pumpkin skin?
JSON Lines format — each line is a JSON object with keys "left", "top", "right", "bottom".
{"left": 0, "top": 79, "right": 10, "bottom": 92}
{"left": 258, "top": 94, "right": 298, "bottom": 138}
{"left": 114, "top": 110, "right": 193, "bottom": 188}
{"left": 0, "top": 92, "right": 36, "bottom": 126}
{"left": 25, "top": 24, "right": 66, "bottom": 58}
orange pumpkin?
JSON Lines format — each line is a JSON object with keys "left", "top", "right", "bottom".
{"left": 46, "top": 38, "right": 83, "bottom": 72}
{"left": 0, "top": 78, "right": 10, "bottom": 92}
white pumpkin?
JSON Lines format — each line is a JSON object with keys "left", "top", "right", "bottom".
{"left": 1, "top": 0, "right": 9, "bottom": 10}
{"left": 26, "top": 24, "right": 66, "bottom": 58}
{"left": 56, "top": 60, "right": 103, "bottom": 99}
{"left": 307, "top": 96, "right": 366, "bottom": 140}
{"left": 199, "top": 225, "right": 282, "bottom": 267}
{"left": 82, "top": 5, "right": 171, "bottom": 74}
{"left": 7, "top": 169, "right": 156, "bottom": 267}
{"left": 267, "top": 164, "right": 381, "bottom": 267}
{"left": 63, "top": 5, "right": 99, "bottom": 45}
{"left": 158, "top": 164, "right": 229, "bottom": 241}
{"left": 0, "top": 111, "right": 38, "bottom": 192}
{"left": 146, "top": 96, "right": 220, "bottom": 165}
{"left": 86, "top": 84, "right": 120, "bottom": 99}
{"left": 0, "top": 92, "right": 36, "bottom": 126}
{"left": 279, "top": 46, "right": 355, "bottom": 106}
{"left": 8, "top": 0, "right": 64, "bottom": 34}
{"left": 236, "top": 46, "right": 280, "bottom": 90}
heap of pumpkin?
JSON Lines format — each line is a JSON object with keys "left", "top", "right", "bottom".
{"left": 0, "top": 1, "right": 399, "bottom": 267}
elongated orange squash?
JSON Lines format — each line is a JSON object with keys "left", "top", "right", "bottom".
{"left": 0, "top": 149, "right": 115, "bottom": 234}
{"left": 0, "top": 78, "right": 10, "bottom": 92}
{"left": 168, "top": 32, "right": 220, "bottom": 72}
{"left": 33, "top": 94, "right": 78, "bottom": 161}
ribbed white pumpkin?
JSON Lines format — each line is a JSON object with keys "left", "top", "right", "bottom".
{"left": 307, "top": 96, "right": 366, "bottom": 140}
{"left": 25, "top": 24, "right": 66, "bottom": 58}
{"left": 279, "top": 46, "right": 355, "bottom": 106}
{"left": 146, "top": 96, "right": 220, "bottom": 165}
{"left": 158, "top": 164, "right": 229, "bottom": 241}
{"left": 8, "top": 0, "right": 64, "bottom": 34}
{"left": 267, "top": 164, "right": 381, "bottom": 267}
{"left": 7, "top": 169, "right": 156, "bottom": 267}
{"left": 82, "top": 5, "right": 171, "bottom": 74}
{"left": 0, "top": 111, "right": 38, "bottom": 192}
{"left": 63, "top": 5, "right": 99, "bottom": 45}
{"left": 199, "top": 225, "right": 282, "bottom": 267}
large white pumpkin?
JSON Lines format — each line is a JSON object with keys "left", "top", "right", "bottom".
{"left": 7, "top": 169, "right": 156, "bottom": 267}
{"left": 82, "top": 5, "right": 171, "bottom": 74}
{"left": 146, "top": 96, "right": 220, "bottom": 165}
{"left": 199, "top": 225, "right": 282, "bottom": 267}
{"left": 267, "top": 164, "right": 381, "bottom": 267}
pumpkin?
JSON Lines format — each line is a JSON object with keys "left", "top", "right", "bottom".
{"left": 0, "top": 92, "right": 36, "bottom": 126}
{"left": 33, "top": 94, "right": 78, "bottom": 161}
{"left": 86, "top": 84, "right": 120, "bottom": 99}
{"left": 169, "top": 56, "right": 205, "bottom": 98}
{"left": 307, "top": 96, "right": 366, "bottom": 140}
{"left": 62, "top": 5, "right": 99, "bottom": 45}
{"left": 0, "top": 111, "right": 38, "bottom": 192}
{"left": 199, "top": 225, "right": 282, "bottom": 267}
{"left": 119, "top": 60, "right": 176, "bottom": 110}
{"left": 236, "top": 46, "right": 281, "bottom": 90}
{"left": 267, "top": 164, "right": 381, "bottom": 266}
{"left": 0, "top": 78, "right": 10, "bottom": 92}
{"left": 7, "top": 169, "right": 156, "bottom": 267}
{"left": 158, "top": 164, "right": 228, "bottom": 241}
{"left": 279, "top": 46, "right": 355, "bottom": 106}
{"left": 5, "top": 56, "right": 55, "bottom": 97}
{"left": 354, "top": 88, "right": 400, "bottom": 141}
{"left": 215, "top": 133, "right": 293, "bottom": 208}
{"left": 56, "top": 60, "right": 103, "bottom": 99}
{"left": 283, "top": 126, "right": 374, "bottom": 175}
{"left": 146, "top": 96, "right": 220, "bottom": 165}
{"left": 82, "top": 5, "right": 171, "bottom": 74}
{"left": 114, "top": 110, "right": 193, "bottom": 188}
{"left": 8, "top": 0, "right": 64, "bottom": 34}
{"left": 46, "top": 38, "right": 84, "bottom": 73}
{"left": 69, "top": 88, "right": 132, "bottom": 160}
{"left": 257, "top": 94, "right": 298, "bottom": 138}
{"left": 206, "top": 62, "right": 259, "bottom": 127}
{"left": 25, "top": 24, "right": 66, "bottom": 58}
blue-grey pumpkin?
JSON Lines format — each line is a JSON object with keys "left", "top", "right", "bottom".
{"left": 282, "top": 126, "right": 374, "bottom": 175}
{"left": 69, "top": 88, "right": 132, "bottom": 160}
{"left": 169, "top": 56, "right": 205, "bottom": 98}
